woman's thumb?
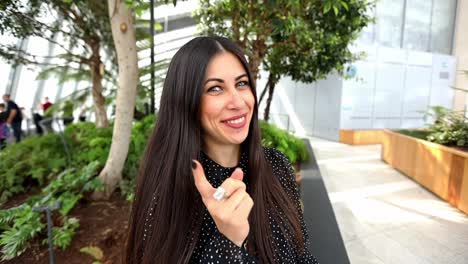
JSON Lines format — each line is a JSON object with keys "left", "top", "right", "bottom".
{"left": 230, "top": 168, "right": 243, "bottom": 181}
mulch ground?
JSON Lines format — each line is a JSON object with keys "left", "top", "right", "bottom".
{"left": 1, "top": 191, "right": 131, "bottom": 264}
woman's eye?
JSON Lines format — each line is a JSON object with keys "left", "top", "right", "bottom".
{"left": 207, "top": 86, "right": 222, "bottom": 93}
{"left": 237, "top": 81, "right": 249, "bottom": 88}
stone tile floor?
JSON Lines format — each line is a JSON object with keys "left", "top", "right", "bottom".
{"left": 307, "top": 137, "right": 468, "bottom": 264}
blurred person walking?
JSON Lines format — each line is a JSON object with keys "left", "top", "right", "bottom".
{"left": 2, "top": 94, "right": 23, "bottom": 142}
{"left": 0, "top": 103, "right": 9, "bottom": 149}
{"left": 33, "top": 96, "right": 54, "bottom": 135}
{"left": 41, "top": 97, "right": 53, "bottom": 112}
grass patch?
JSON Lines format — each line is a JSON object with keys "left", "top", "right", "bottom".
{"left": 395, "top": 129, "right": 430, "bottom": 140}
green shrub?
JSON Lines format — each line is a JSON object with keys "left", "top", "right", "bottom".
{"left": 64, "top": 122, "right": 113, "bottom": 166}
{"left": 0, "top": 162, "right": 101, "bottom": 260}
{"left": 44, "top": 217, "right": 80, "bottom": 250}
{"left": 122, "top": 114, "right": 156, "bottom": 201}
{"left": 0, "top": 205, "right": 44, "bottom": 259}
{"left": 0, "top": 134, "right": 67, "bottom": 205}
{"left": 397, "top": 106, "right": 468, "bottom": 148}
{"left": 124, "top": 115, "right": 156, "bottom": 180}
{"left": 0, "top": 117, "right": 156, "bottom": 259}
{"left": 0, "top": 116, "right": 156, "bottom": 206}
{"left": 423, "top": 106, "right": 468, "bottom": 147}
{"left": 0, "top": 122, "right": 112, "bottom": 206}
{"left": 260, "top": 121, "right": 309, "bottom": 163}
{"left": 396, "top": 129, "right": 430, "bottom": 140}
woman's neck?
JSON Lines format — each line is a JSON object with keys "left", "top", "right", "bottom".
{"left": 203, "top": 142, "right": 241, "bottom": 168}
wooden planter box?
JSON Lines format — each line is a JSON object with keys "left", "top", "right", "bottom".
{"left": 381, "top": 130, "right": 468, "bottom": 215}
{"left": 339, "top": 129, "right": 384, "bottom": 145}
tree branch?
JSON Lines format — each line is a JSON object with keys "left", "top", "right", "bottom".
{"left": 10, "top": 9, "right": 80, "bottom": 40}
{"left": 1, "top": 44, "right": 90, "bottom": 66}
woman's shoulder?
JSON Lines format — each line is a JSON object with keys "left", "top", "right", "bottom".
{"left": 262, "top": 147, "right": 291, "bottom": 166}
{"left": 262, "top": 147, "right": 298, "bottom": 196}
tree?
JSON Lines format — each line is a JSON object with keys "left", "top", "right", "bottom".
{"left": 0, "top": 0, "right": 116, "bottom": 128}
{"left": 195, "top": 0, "right": 373, "bottom": 120}
{"left": 1, "top": 0, "right": 179, "bottom": 198}
{"left": 95, "top": 0, "right": 180, "bottom": 198}
{"left": 93, "top": 0, "right": 139, "bottom": 199}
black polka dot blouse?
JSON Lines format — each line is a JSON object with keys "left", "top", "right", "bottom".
{"left": 189, "top": 147, "right": 319, "bottom": 263}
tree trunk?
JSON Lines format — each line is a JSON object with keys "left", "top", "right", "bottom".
{"left": 249, "top": 56, "right": 260, "bottom": 88}
{"left": 94, "top": 0, "right": 139, "bottom": 199}
{"left": 90, "top": 43, "right": 109, "bottom": 128}
{"left": 263, "top": 79, "right": 277, "bottom": 121}
{"left": 249, "top": 39, "right": 267, "bottom": 90}
{"left": 258, "top": 73, "right": 272, "bottom": 105}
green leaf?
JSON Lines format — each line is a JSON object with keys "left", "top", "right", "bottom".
{"left": 135, "top": 7, "right": 143, "bottom": 17}
{"left": 324, "top": 2, "right": 332, "bottom": 13}
{"left": 333, "top": 5, "right": 339, "bottom": 16}
{"left": 341, "top": 1, "right": 349, "bottom": 11}
{"left": 80, "top": 246, "right": 104, "bottom": 260}
{"left": 59, "top": 192, "right": 82, "bottom": 216}
{"left": 43, "top": 217, "right": 80, "bottom": 250}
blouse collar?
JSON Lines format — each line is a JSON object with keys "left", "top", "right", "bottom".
{"left": 200, "top": 150, "right": 248, "bottom": 187}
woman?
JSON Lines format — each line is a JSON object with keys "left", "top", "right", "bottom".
{"left": 126, "top": 36, "right": 319, "bottom": 263}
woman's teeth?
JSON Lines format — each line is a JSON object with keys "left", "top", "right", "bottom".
{"left": 226, "top": 116, "right": 245, "bottom": 124}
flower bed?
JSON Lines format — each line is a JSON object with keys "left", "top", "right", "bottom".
{"left": 381, "top": 129, "right": 468, "bottom": 215}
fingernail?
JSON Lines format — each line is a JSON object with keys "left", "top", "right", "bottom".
{"left": 192, "top": 160, "right": 197, "bottom": 169}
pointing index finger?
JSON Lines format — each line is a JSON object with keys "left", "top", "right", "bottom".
{"left": 192, "top": 160, "right": 215, "bottom": 199}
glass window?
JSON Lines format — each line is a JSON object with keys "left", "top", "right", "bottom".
{"left": 167, "top": 16, "right": 197, "bottom": 31}
{"left": 430, "top": 0, "right": 457, "bottom": 54}
{"left": 0, "top": 62, "right": 11, "bottom": 95}
{"left": 356, "top": 6, "right": 376, "bottom": 45}
{"left": 376, "top": 0, "right": 405, "bottom": 48}
{"left": 403, "top": 0, "right": 432, "bottom": 51}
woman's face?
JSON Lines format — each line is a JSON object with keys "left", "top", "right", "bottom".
{"left": 200, "top": 52, "right": 255, "bottom": 149}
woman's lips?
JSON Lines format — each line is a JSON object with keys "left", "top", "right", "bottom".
{"left": 222, "top": 114, "right": 247, "bottom": 129}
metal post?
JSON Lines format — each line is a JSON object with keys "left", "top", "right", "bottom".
{"left": 46, "top": 209, "right": 55, "bottom": 264}
{"left": 400, "top": 0, "right": 407, "bottom": 49}
{"left": 32, "top": 202, "right": 60, "bottom": 264}
{"left": 150, "top": 0, "right": 156, "bottom": 114}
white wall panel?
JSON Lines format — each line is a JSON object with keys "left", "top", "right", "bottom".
{"left": 378, "top": 47, "right": 407, "bottom": 63}
{"left": 372, "top": 63, "right": 405, "bottom": 128}
{"left": 341, "top": 61, "right": 375, "bottom": 129}
{"left": 401, "top": 65, "right": 432, "bottom": 128}
{"left": 430, "top": 54, "right": 456, "bottom": 108}
{"left": 294, "top": 81, "right": 316, "bottom": 135}
{"left": 313, "top": 75, "right": 342, "bottom": 141}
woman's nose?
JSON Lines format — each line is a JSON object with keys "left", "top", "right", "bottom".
{"left": 227, "top": 89, "right": 245, "bottom": 109}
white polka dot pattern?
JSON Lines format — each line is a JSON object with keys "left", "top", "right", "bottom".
{"left": 188, "top": 147, "right": 319, "bottom": 263}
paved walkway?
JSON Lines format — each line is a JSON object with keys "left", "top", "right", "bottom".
{"left": 307, "top": 137, "right": 468, "bottom": 264}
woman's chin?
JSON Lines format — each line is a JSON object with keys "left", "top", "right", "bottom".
{"left": 227, "top": 134, "right": 249, "bottom": 145}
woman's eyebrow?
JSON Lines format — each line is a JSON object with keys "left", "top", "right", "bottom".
{"left": 235, "top": 73, "right": 248, "bottom": 81}
{"left": 204, "top": 78, "right": 224, "bottom": 85}
{"left": 204, "top": 73, "right": 248, "bottom": 85}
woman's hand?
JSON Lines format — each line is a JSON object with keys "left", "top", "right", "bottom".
{"left": 192, "top": 160, "right": 254, "bottom": 247}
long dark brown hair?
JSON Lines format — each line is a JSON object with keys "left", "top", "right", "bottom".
{"left": 125, "top": 36, "right": 304, "bottom": 263}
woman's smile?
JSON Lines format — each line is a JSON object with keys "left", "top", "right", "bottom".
{"left": 221, "top": 114, "right": 247, "bottom": 129}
